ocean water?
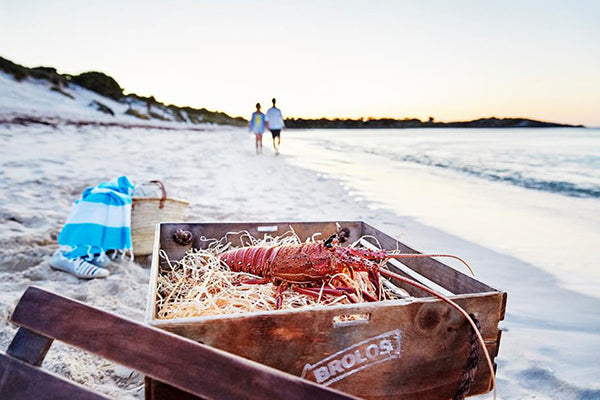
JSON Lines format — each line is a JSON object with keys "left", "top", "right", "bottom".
{"left": 284, "top": 128, "right": 600, "bottom": 299}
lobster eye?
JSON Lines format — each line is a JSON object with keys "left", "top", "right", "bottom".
{"left": 324, "top": 234, "right": 336, "bottom": 249}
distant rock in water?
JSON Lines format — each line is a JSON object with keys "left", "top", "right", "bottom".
{"left": 284, "top": 116, "right": 583, "bottom": 129}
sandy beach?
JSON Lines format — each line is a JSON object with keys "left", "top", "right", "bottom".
{"left": 2, "top": 1, "right": 599, "bottom": 397}
{"left": 1, "top": 120, "right": 599, "bottom": 400}
{"left": 0, "top": 123, "right": 410, "bottom": 399}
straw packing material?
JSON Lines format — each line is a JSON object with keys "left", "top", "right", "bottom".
{"left": 155, "top": 230, "right": 409, "bottom": 320}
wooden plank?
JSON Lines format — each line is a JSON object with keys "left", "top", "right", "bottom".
{"left": 157, "top": 221, "right": 362, "bottom": 264}
{"left": 148, "top": 380, "right": 204, "bottom": 400}
{"left": 11, "top": 286, "right": 360, "bottom": 400}
{"left": 152, "top": 293, "right": 504, "bottom": 400}
{"left": 361, "top": 222, "right": 498, "bottom": 295}
{"left": 144, "top": 377, "right": 152, "bottom": 400}
{"left": 6, "top": 327, "right": 53, "bottom": 366}
{"left": 0, "top": 353, "right": 109, "bottom": 400}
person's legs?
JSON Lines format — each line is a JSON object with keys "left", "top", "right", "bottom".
{"left": 255, "top": 133, "right": 263, "bottom": 154}
{"left": 271, "top": 130, "right": 281, "bottom": 155}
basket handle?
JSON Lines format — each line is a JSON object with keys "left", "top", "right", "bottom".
{"left": 150, "top": 180, "right": 167, "bottom": 209}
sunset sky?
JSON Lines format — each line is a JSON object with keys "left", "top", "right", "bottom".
{"left": 1, "top": 0, "right": 599, "bottom": 126}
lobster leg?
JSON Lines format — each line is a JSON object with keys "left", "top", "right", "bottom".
{"left": 360, "top": 289, "right": 379, "bottom": 302}
{"left": 368, "top": 268, "right": 381, "bottom": 299}
{"left": 294, "top": 287, "right": 320, "bottom": 299}
{"left": 274, "top": 285, "right": 282, "bottom": 310}
{"left": 294, "top": 287, "right": 362, "bottom": 304}
{"left": 332, "top": 286, "right": 378, "bottom": 302}
{"left": 238, "top": 277, "right": 270, "bottom": 285}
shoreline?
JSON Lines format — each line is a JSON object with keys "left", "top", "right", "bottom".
{"left": 284, "top": 128, "right": 600, "bottom": 299}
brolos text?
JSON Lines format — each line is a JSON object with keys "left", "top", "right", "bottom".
{"left": 301, "top": 329, "right": 401, "bottom": 386}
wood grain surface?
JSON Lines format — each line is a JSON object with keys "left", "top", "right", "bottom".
{"left": 0, "top": 353, "right": 110, "bottom": 400}
{"left": 11, "top": 286, "right": 360, "bottom": 400}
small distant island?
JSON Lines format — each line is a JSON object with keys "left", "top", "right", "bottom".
{"left": 284, "top": 117, "right": 583, "bottom": 129}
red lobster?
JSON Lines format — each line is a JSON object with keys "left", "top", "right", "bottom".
{"left": 219, "top": 229, "right": 474, "bottom": 307}
{"left": 219, "top": 229, "right": 497, "bottom": 397}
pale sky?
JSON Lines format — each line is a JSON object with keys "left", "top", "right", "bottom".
{"left": 1, "top": 0, "right": 599, "bottom": 126}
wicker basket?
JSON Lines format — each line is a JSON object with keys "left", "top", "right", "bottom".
{"left": 131, "top": 181, "right": 188, "bottom": 256}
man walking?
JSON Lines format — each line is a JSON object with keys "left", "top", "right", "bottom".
{"left": 265, "top": 98, "right": 285, "bottom": 155}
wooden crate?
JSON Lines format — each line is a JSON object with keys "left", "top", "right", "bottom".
{"left": 145, "top": 221, "right": 506, "bottom": 400}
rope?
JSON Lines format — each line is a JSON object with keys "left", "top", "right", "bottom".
{"left": 377, "top": 266, "right": 496, "bottom": 400}
{"left": 453, "top": 313, "right": 481, "bottom": 400}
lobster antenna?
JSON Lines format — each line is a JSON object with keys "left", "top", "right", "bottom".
{"left": 378, "top": 267, "right": 496, "bottom": 400}
{"left": 387, "top": 253, "right": 475, "bottom": 276}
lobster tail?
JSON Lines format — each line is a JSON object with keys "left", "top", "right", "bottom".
{"left": 220, "top": 246, "right": 278, "bottom": 277}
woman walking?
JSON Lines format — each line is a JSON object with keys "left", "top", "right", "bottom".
{"left": 249, "top": 103, "right": 266, "bottom": 154}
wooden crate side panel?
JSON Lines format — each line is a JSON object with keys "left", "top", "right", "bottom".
{"left": 361, "top": 222, "right": 496, "bottom": 295}
{"left": 145, "top": 223, "right": 163, "bottom": 322}
{"left": 156, "top": 293, "right": 504, "bottom": 400}
{"left": 157, "top": 221, "right": 363, "bottom": 267}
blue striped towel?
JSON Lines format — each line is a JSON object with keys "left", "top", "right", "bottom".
{"left": 58, "top": 176, "right": 134, "bottom": 259}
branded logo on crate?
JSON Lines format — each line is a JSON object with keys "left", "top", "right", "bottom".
{"left": 301, "top": 329, "right": 401, "bottom": 386}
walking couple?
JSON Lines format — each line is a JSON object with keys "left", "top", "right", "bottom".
{"left": 249, "top": 98, "right": 285, "bottom": 155}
